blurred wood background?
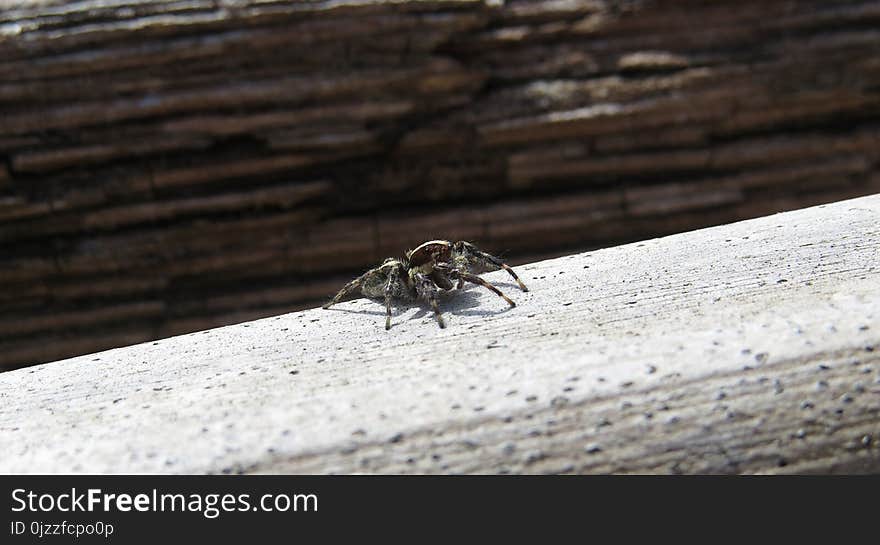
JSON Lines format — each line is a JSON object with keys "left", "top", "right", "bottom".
{"left": 2, "top": 0, "right": 880, "bottom": 371}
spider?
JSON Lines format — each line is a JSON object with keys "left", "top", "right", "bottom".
{"left": 322, "top": 240, "right": 529, "bottom": 330}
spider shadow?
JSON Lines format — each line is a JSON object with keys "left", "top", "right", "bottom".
{"left": 322, "top": 302, "right": 386, "bottom": 317}
{"left": 324, "top": 285, "right": 518, "bottom": 322}
{"left": 487, "top": 280, "right": 524, "bottom": 292}
{"left": 405, "top": 285, "right": 523, "bottom": 323}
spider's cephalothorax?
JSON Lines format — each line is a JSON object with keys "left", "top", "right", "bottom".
{"left": 322, "top": 240, "right": 528, "bottom": 330}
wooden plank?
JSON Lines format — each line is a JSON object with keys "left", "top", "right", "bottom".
{"left": 3, "top": 0, "right": 880, "bottom": 378}
{"left": 0, "top": 300, "right": 165, "bottom": 337}
{"left": 0, "top": 195, "right": 877, "bottom": 474}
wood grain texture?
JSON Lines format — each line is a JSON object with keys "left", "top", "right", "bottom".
{"left": 3, "top": 0, "right": 880, "bottom": 370}
{"left": 0, "top": 195, "right": 877, "bottom": 474}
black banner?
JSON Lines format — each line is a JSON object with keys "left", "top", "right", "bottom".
{"left": 2, "top": 475, "right": 876, "bottom": 543}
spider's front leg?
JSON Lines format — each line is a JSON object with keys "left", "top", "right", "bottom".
{"left": 413, "top": 272, "right": 445, "bottom": 329}
{"left": 437, "top": 263, "right": 516, "bottom": 308}
{"left": 454, "top": 241, "right": 529, "bottom": 292}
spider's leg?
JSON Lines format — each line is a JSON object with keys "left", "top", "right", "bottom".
{"left": 477, "top": 251, "right": 529, "bottom": 292}
{"left": 430, "top": 267, "right": 455, "bottom": 291}
{"left": 414, "top": 272, "right": 446, "bottom": 328}
{"left": 429, "top": 297, "right": 445, "bottom": 329}
{"left": 322, "top": 274, "right": 366, "bottom": 309}
{"left": 460, "top": 272, "right": 516, "bottom": 307}
{"left": 383, "top": 266, "right": 402, "bottom": 330}
{"left": 384, "top": 294, "right": 393, "bottom": 330}
{"left": 456, "top": 241, "right": 529, "bottom": 292}
{"left": 434, "top": 262, "right": 463, "bottom": 290}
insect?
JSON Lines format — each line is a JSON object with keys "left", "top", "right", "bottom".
{"left": 322, "top": 240, "right": 529, "bottom": 330}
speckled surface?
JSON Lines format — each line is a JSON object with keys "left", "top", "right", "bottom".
{"left": 1, "top": 195, "right": 879, "bottom": 473}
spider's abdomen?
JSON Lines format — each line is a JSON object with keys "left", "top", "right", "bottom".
{"left": 362, "top": 260, "right": 406, "bottom": 298}
{"left": 361, "top": 259, "right": 400, "bottom": 297}
{"left": 361, "top": 273, "right": 387, "bottom": 298}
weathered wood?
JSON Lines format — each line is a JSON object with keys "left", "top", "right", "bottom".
{"left": 0, "top": 195, "right": 877, "bottom": 474}
{"left": 3, "top": 0, "right": 880, "bottom": 371}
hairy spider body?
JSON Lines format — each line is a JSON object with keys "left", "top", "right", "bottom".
{"left": 323, "top": 240, "right": 528, "bottom": 330}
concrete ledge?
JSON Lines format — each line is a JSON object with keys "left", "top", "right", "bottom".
{"left": 1, "top": 195, "right": 879, "bottom": 473}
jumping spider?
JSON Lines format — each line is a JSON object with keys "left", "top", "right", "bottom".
{"left": 323, "top": 240, "right": 528, "bottom": 330}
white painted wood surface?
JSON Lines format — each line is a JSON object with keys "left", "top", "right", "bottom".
{"left": 1, "top": 195, "right": 878, "bottom": 473}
